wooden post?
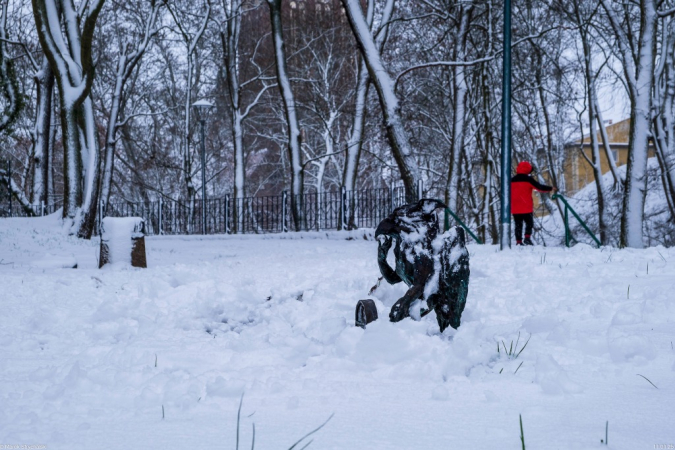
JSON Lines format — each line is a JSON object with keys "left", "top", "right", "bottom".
{"left": 99, "top": 217, "right": 147, "bottom": 268}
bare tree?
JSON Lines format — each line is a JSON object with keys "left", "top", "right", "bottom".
{"left": 652, "top": 13, "right": 675, "bottom": 222}
{"left": 0, "top": 1, "right": 54, "bottom": 210}
{"left": 341, "top": 0, "right": 373, "bottom": 199}
{"left": 30, "top": 57, "right": 54, "bottom": 209}
{"left": 573, "top": 0, "right": 609, "bottom": 243}
{"left": 100, "top": 0, "right": 161, "bottom": 211}
{"left": 445, "top": 3, "right": 474, "bottom": 213}
{"left": 341, "top": 0, "right": 419, "bottom": 202}
{"left": 0, "top": 0, "right": 22, "bottom": 133}
{"left": 267, "top": 0, "right": 304, "bottom": 229}
{"left": 221, "top": 0, "right": 275, "bottom": 232}
{"left": 165, "top": 0, "right": 211, "bottom": 231}
{"left": 32, "top": 0, "right": 106, "bottom": 237}
{"left": 600, "top": 0, "right": 665, "bottom": 248}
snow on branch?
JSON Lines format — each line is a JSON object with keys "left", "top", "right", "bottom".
{"left": 241, "top": 83, "right": 277, "bottom": 120}
{"left": 598, "top": 0, "right": 637, "bottom": 96}
{"left": 657, "top": 5, "right": 675, "bottom": 17}
{"left": 116, "top": 107, "right": 178, "bottom": 130}
{"left": 0, "top": 37, "right": 39, "bottom": 71}
{"left": 0, "top": 0, "right": 23, "bottom": 131}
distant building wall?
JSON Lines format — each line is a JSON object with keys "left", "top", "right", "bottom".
{"left": 562, "top": 119, "right": 655, "bottom": 193}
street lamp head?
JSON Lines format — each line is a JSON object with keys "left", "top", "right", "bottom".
{"left": 192, "top": 99, "right": 214, "bottom": 112}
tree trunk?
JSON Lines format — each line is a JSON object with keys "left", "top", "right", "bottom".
{"left": 601, "top": 0, "right": 657, "bottom": 248}
{"left": 100, "top": 54, "right": 126, "bottom": 210}
{"left": 445, "top": 6, "right": 473, "bottom": 213}
{"left": 0, "top": 0, "right": 22, "bottom": 133}
{"left": 342, "top": 0, "right": 375, "bottom": 228}
{"left": 341, "top": 0, "right": 419, "bottom": 203}
{"left": 32, "top": 0, "right": 105, "bottom": 237}
{"left": 652, "top": 16, "right": 675, "bottom": 222}
{"left": 77, "top": 96, "right": 101, "bottom": 238}
{"left": 268, "top": 0, "right": 304, "bottom": 230}
{"left": 100, "top": 1, "right": 158, "bottom": 213}
{"left": 223, "top": 0, "right": 246, "bottom": 233}
{"left": 342, "top": 57, "right": 369, "bottom": 196}
{"left": 184, "top": 50, "right": 196, "bottom": 233}
{"left": 579, "top": 23, "right": 608, "bottom": 244}
{"left": 594, "top": 97, "right": 621, "bottom": 187}
{"left": 165, "top": 0, "right": 210, "bottom": 233}
{"left": 60, "top": 102, "right": 83, "bottom": 221}
{"left": 30, "top": 57, "right": 54, "bottom": 207}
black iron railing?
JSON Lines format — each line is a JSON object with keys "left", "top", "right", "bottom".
{"left": 97, "top": 186, "right": 407, "bottom": 236}
{"left": 0, "top": 200, "right": 63, "bottom": 218}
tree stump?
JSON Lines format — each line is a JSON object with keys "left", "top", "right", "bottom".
{"left": 99, "top": 217, "right": 147, "bottom": 268}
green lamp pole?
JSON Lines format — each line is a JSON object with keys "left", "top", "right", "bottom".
{"left": 500, "top": 0, "right": 512, "bottom": 250}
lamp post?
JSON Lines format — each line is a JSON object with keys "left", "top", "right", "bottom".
{"left": 192, "top": 99, "right": 214, "bottom": 235}
{"left": 500, "top": 0, "right": 512, "bottom": 250}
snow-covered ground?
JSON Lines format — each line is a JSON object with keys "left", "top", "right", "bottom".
{"left": 1, "top": 214, "right": 674, "bottom": 449}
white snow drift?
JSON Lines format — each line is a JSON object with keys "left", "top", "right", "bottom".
{"left": 0, "top": 214, "right": 673, "bottom": 449}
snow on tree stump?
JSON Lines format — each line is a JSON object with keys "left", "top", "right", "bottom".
{"left": 99, "top": 217, "right": 147, "bottom": 268}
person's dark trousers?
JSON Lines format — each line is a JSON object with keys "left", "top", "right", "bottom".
{"left": 513, "top": 213, "right": 534, "bottom": 244}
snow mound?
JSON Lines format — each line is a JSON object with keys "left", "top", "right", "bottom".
{"left": 30, "top": 253, "right": 78, "bottom": 269}
{"left": 535, "top": 354, "right": 584, "bottom": 395}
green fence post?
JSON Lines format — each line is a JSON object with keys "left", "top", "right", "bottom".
{"left": 442, "top": 206, "right": 483, "bottom": 245}
{"left": 500, "top": 0, "right": 513, "bottom": 250}
{"left": 8, "top": 159, "right": 12, "bottom": 217}
{"left": 564, "top": 203, "right": 570, "bottom": 248}
{"left": 552, "top": 193, "right": 601, "bottom": 248}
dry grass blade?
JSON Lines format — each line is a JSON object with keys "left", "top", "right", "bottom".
{"left": 515, "top": 335, "right": 531, "bottom": 358}
{"left": 287, "top": 413, "right": 334, "bottom": 450}
{"left": 236, "top": 393, "right": 244, "bottom": 450}
{"left": 636, "top": 374, "right": 658, "bottom": 389}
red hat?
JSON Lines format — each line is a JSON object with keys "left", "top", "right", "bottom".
{"left": 516, "top": 161, "right": 533, "bottom": 174}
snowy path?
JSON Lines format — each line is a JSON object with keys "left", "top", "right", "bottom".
{"left": 0, "top": 216, "right": 674, "bottom": 449}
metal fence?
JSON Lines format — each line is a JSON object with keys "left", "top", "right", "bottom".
{"left": 0, "top": 158, "right": 64, "bottom": 218}
{"left": 99, "top": 186, "right": 407, "bottom": 236}
{"left": 0, "top": 201, "right": 63, "bottom": 218}
{"left": 0, "top": 177, "right": 409, "bottom": 234}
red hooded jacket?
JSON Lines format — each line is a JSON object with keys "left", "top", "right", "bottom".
{"left": 511, "top": 161, "right": 553, "bottom": 214}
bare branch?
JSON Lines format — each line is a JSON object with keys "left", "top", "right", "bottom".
{"left": 394, "top": 25, "right": 568, "bottom": 90}
{"left": 0, "top": 37, "right": 39, "bottom": 71}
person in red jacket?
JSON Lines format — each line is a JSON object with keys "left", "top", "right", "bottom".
{"left": 511, "top": 161, "right": 555, "bottom": 245}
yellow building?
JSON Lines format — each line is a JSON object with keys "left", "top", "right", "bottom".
{"left": 563, "top": 118, "right": 655, "bottom": 193}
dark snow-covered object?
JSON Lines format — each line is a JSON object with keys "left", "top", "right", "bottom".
{"left": 355, "top": 299, "right": 378, "bottom": 328}
{"left": 99, "top": 217, "right": 147, "bottom": 268}
{"left": 374, "top": 199, "right": 470, "bottom": 332}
